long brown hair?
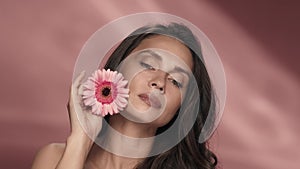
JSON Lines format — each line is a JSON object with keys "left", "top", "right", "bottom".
{"left": 104, "top": 23, "right": 218, "bottom": 169}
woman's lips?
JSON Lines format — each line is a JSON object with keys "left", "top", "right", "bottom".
{"left": 138, "top": 94, "right": 151, "bottom": 106}
{"left": 138, "top": 93, "right": 162, "bottom": 109}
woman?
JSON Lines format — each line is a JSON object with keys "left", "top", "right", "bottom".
{"left": 32, "top": 23, "right": 218, "bottom": 169}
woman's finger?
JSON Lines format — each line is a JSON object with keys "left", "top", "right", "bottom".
{"left": 72, "top": 71, "right": 86, "bottom": 96}
{"left": 78, "top": 83, "right": 84, "bottom": 96}
{"left": 73, "top": 71, "right": 86, "bottom": 88}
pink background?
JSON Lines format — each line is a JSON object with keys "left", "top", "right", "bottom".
{"left": 0, "top": 0, "right": 299, "bottom": 168}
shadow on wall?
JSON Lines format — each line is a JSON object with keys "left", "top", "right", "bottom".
{"left": 212, "top": 0, "right": 300, "bottom": 76}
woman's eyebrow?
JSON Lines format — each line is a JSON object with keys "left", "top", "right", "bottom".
{"left": 139, "top": 50, "right": 162, "bottom": 61}
{"left": 174, "top": 66, "right": 191, "bottom": 78}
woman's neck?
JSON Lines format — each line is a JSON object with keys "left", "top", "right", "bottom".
{"left": 86, "top": 114, "right": 157, "bottom": 169}
{"left": 109, "top": 114, "right": 157, "bottom": 138}
{"left": 86, "top": 145, "right": 142, "bottom": 169}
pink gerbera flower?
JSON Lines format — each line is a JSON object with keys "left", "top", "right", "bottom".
{"left": 82, "top": 69, "right": 129, "bottom": 117}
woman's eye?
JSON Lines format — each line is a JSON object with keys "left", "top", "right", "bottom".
{"left": 140, "top": 62, "right": 155, "bottom": 70}
{"left": 168, "top": 78, "right": 183, "bottom": 88}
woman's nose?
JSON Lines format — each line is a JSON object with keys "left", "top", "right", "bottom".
{"left": 149, "top": 70, "right": 167, "bottom": 93}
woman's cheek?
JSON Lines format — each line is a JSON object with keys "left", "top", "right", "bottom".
{"left": 165, "top": 91, "right": 181, "bottom": 111}
{"left": 167, "top": 86, "right": 183, "bottom": 103}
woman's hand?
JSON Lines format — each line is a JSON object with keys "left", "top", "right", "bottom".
{"left": 68, "top": 71, "right": 103, "bottom": 141}
{"left": 32, "top": 71, "right": 104, "bottom": 169}
{"left": 55, "top": 71, "right": 103, "bottom": 169}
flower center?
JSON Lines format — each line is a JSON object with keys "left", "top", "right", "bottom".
{"left": 95, "top": 81, "right": 116, "bottom": 104}
{"left": 102, "top": 87, "right": 111, "bottom": 97}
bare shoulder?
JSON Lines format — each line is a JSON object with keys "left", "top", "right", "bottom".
{"left": 31, "top": 143, "right": 66, "bottom": 169}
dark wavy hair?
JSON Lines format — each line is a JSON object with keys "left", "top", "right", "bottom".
{"left": 103, "top": 23, "right": 218, "bottom": 169}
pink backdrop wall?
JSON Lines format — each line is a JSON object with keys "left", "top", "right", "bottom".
{"left": 0, "top": 0, "right": 299, "bottom": 168}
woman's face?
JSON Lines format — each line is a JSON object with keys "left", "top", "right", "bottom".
{"left": 118, "top": 35, "right": 193, "bottom": 127}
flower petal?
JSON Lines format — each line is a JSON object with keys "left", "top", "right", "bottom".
{"left": 117, "top": 88, "right": 129, "bottom": 94}
{"left": 83, "top": 90, "right": 95, "bottom": 96}
{"left": 103, "top": 104, "right": 109, "bottom": 116}
{"left": 83, "top": 82, "right": 95, "bottom": 90}
{"left": 107, "top": 104, "right": 114, "bottom": 115}
{"left": 117, "top": 80, "right": 128, "bottom": 88}
{"left": 117, "top": 93, "right": 129, "bottom": 98}
{"left": 95, "top": 102, "right": 103, "bottom": 116}
{"left": 111, "top": 102, "right": 119, "bottom": 114}
{"left": 83, "top": 97, "right": 96, "bottom": 106}
{"left": 113, "top": 73, "right": 123, "bottom": 83}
